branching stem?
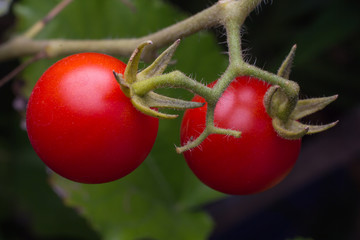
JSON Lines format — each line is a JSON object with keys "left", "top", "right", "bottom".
{"left": 1, "top": 0, "right": 336, "bottom": 152}
{"left": 132, "top": 71, "right": 213, "bottom": 100}
{"left": 0, "top": 0, "right": 223, "bottom": 62}
{"left": 240, "top": 63, "right": 300, "bottom": 120}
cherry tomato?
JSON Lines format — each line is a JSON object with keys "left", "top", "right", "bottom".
{"left": 26, "top": 53, "right": 158, "bottom": 184}
{"left": 180, "top": 76, "right": 301, "bottom": 195}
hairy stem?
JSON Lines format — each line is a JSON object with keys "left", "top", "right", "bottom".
{"left": 0, "top": 0, "right": 263, "bottom": 62}
{"left": 2, "top": 0, "right": 328, "bottom": 152}
{"left": 132, "top": 70, "right": 213, "bottom": 100}
{"left": 0, "top": 0, "right": 223, "bottom": 62}
{"left": 211, "top": 17, "right": 245, "bottom": 101}
{"left": 240, "top": 63, "right": 300, "bottom": 120}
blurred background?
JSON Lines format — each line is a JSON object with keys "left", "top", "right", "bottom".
{"left": 0, "top": 0, "right": 359, "bottom": 239}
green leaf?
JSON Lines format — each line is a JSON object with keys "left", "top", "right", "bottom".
{"left": 14, "top": 0, "right": 227, "bottom": 239}
{"left": 0, "top": 118, "right": 98, "bottom": 239}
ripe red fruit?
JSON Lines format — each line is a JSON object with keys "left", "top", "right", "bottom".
{"left": 26, "top": 53, "right": 158, "bottom": 183}
{"left": 180, "top": 76, "right": 301, "bottom": 195}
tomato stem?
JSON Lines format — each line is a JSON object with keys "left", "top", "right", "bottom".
{"left": 4, "top": 0, "right": 338, "bottom": 152}
{"left": 132, "top": 71, "right": 213, "bottom": 100}
{"left": 115, "top": 0, "right": 337, "bottom": 150}
{"left": 240, "top": 63, "right": 300, "bottom": 121}
{"left": 224, "top": 20, "right": 244, "bottom": 66}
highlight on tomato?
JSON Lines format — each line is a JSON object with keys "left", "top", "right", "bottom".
{"left": 26, "top": 52, "right": 159, "bottom": 184}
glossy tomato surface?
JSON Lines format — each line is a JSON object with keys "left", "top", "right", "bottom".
{"left": 180, "top": 76, "right": 301, "bottom": 195}
{"left": 26, "top": 53, "right": 159, "bottom": 183}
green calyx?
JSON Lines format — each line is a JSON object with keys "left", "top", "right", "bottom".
{"left": 264, "top": 45, "right": 338, "bottom": 139}
{"left": 113, "top": 40, "right": 204, "bottom": 119}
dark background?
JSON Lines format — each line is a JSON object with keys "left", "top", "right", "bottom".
{"left": 1, "top": 0, "right": 359, "bottom": 239}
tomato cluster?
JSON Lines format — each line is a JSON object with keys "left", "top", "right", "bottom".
{"left": 26, "top": 53, "right": 301, "bottom": 194}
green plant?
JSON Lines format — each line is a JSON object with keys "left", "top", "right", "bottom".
{"left": 0, "top": 0, "right": 339, "bottom": 239}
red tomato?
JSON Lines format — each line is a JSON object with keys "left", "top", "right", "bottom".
{"left": 26, "top": 53, "right": 158, "bottom": 184}
{"left": 180, "top": 76, "right": 301, "bottom": 195}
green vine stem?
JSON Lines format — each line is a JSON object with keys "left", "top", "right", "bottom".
{"left": 132, "top": 71, "right": 213, "bottom": 100}
{"left": 0, "top": 0, "right": 259, "bottom": 62}
{"left": 241, "top": 63, "right": 300, "bottom": 121}
{"left": 173, "top": 0, "right": 302, "bottom": 153}
{"left": 1, "top": 0, "right": 338, "bottom": 153}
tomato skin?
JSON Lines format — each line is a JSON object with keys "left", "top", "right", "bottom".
{"left": 180, "top": 76, "right": 301, "bottom": 195}
{"left": 26, "top": 53, "right": 158, "bottom": 184}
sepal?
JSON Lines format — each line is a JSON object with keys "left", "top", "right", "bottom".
{"left": 144, "top": 92, "right": 204, "bottom": 109}
{"left": 137, "top": 39, "right": 180, "bottom": 81}
{"left": 267, "top": 91, "right": 338, "bottom": 139}
{"left": 273, "top": 118, "right": 338, "bottom": 140}
{"left": 113, "top": 71, "right": 130, "bottom": 97}
{"left": 291, "top": 95, "right": 338, "bottom": 120}
{"left": 263, "top": 44, "right": 339, "bottom": 139}
{"left": 113, "top": 39, "right": 204, "bottom": 119}
{"left": 272, "top": 118, "right": 309, "bottom": 140}
{"left": 277, "top": 44, "right": 297, "bottom": 79}
{"left": 131, "top": 95, "right": 178, "bottom": 119}
{"left": 293, "top": 120, "right": 339, "bottom": 135}
{"left": 124, "top": 40, "right": 153, "bottom": 84}
{"left": 264, "top": 85, "right": 280, "bottom": 117}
